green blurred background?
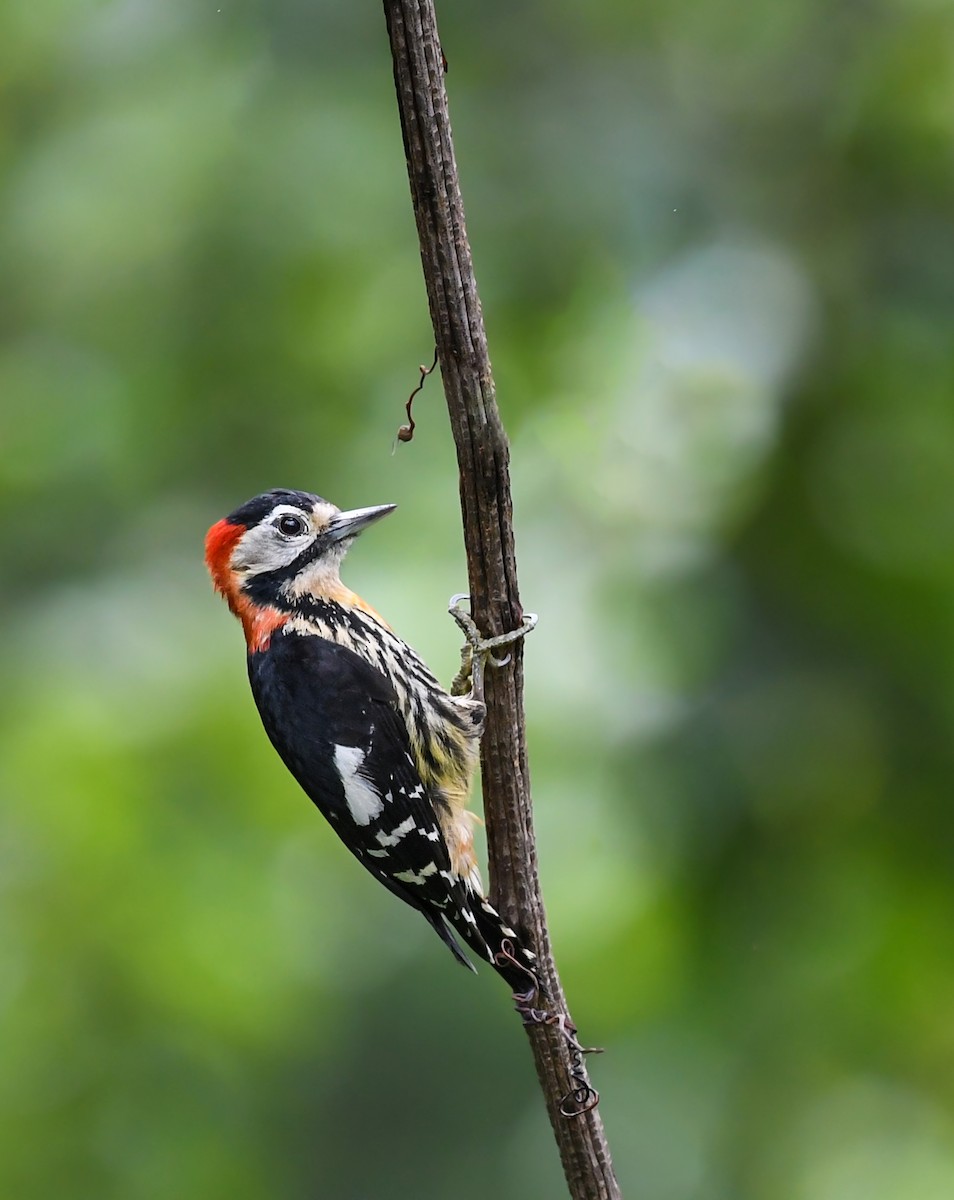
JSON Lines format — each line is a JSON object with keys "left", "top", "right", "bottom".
{"left": 3, "top": 1, "right": 954, "bottom": 1197}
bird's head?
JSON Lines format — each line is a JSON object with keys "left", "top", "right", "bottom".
{"left": 205, "top": 489, "right": 396, "bottom": 639}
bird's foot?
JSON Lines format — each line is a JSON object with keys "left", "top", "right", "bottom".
{"left": 447, "top": 594, "right": 537, "bottom": 701}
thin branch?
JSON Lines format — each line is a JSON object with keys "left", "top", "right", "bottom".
{"left": 382, "top": 4, "right": 621, "bottom": 1196}
{"left": 394, "top": 346, "right": 437, "bottom": 445}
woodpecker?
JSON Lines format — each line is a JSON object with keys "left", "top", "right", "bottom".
{"left": 205, "top": 489, "right": 538, "bottom": 991}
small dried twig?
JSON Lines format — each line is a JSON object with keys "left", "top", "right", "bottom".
{"left": 395, "top": 347, "right": 438, "bottom": 445}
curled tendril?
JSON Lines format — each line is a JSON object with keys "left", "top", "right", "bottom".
{"left": 503, "top": 940, "right": 603, "bottom": 1119}
{"left": 560, "top": 1081, "right": 600, "bottom": 1119}
{"left": 394, "top": 347, "right": 438, "bottom": 447}
{"left": 495, "top": 938, "right": 540, "bottom": 991}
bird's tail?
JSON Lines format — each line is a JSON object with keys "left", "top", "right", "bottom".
{"left": 449, "top": 894, "right": 541, "bottom": 994}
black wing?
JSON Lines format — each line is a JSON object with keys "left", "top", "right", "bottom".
{"left": 247, "top": 628, "right": 484, "bottom": 970}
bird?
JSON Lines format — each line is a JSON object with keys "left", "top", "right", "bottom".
{"left": 204, "top": 488, "right": 539, "bottom": 992}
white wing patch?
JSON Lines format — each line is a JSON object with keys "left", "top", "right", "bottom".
{"left": 375, "top": 815, "right": 417, "bottom": 847}
{"left": 333, "top": 744, "right": 384, "bottom": 825}
{"left": 394, "top": 862, "right": 439, "bottom": 885}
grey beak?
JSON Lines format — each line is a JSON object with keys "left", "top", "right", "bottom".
{"left": 326, "top": 504, "right": 397, "bottom": 543}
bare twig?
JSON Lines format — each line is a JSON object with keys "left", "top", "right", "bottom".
{"left": 382, "top": 3, "right": 621, "bottom": 1196}
{"left": 395, "top": 346, "right": 438, "bottom": 445}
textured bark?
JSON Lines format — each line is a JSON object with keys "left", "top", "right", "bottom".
{"left": 383, "top": 4, "right": 621, "bottom": 1196}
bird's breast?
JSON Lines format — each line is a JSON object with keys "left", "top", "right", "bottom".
{"left": 283, "top": 603, "right": 479, "bottom": 791}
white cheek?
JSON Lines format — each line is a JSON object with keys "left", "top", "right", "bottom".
{"left": 232, "top": 525, "right": 314, "bottom": 574}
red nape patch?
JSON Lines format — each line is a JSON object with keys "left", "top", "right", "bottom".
{"left": 204, "top": 519, "right": 245, "bottom": 596}
{"left": 204, "top": 516, "right": 287, "bottom": 652}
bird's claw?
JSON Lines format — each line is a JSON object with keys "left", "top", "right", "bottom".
{"left": 447, "top": 595, "right": 537, "bottom": 700}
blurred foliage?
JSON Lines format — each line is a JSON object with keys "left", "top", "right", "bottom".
{"left": 2, "top": 1, "right": 954, "bottom": 1197}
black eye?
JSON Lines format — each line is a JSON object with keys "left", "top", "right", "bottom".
{"left": 276, "top": 513, "right": 307, "bottom": 537}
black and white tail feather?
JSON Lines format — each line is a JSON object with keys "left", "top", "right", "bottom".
{"left": 432, "top": 892, "right": 540, "bottom": 993}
